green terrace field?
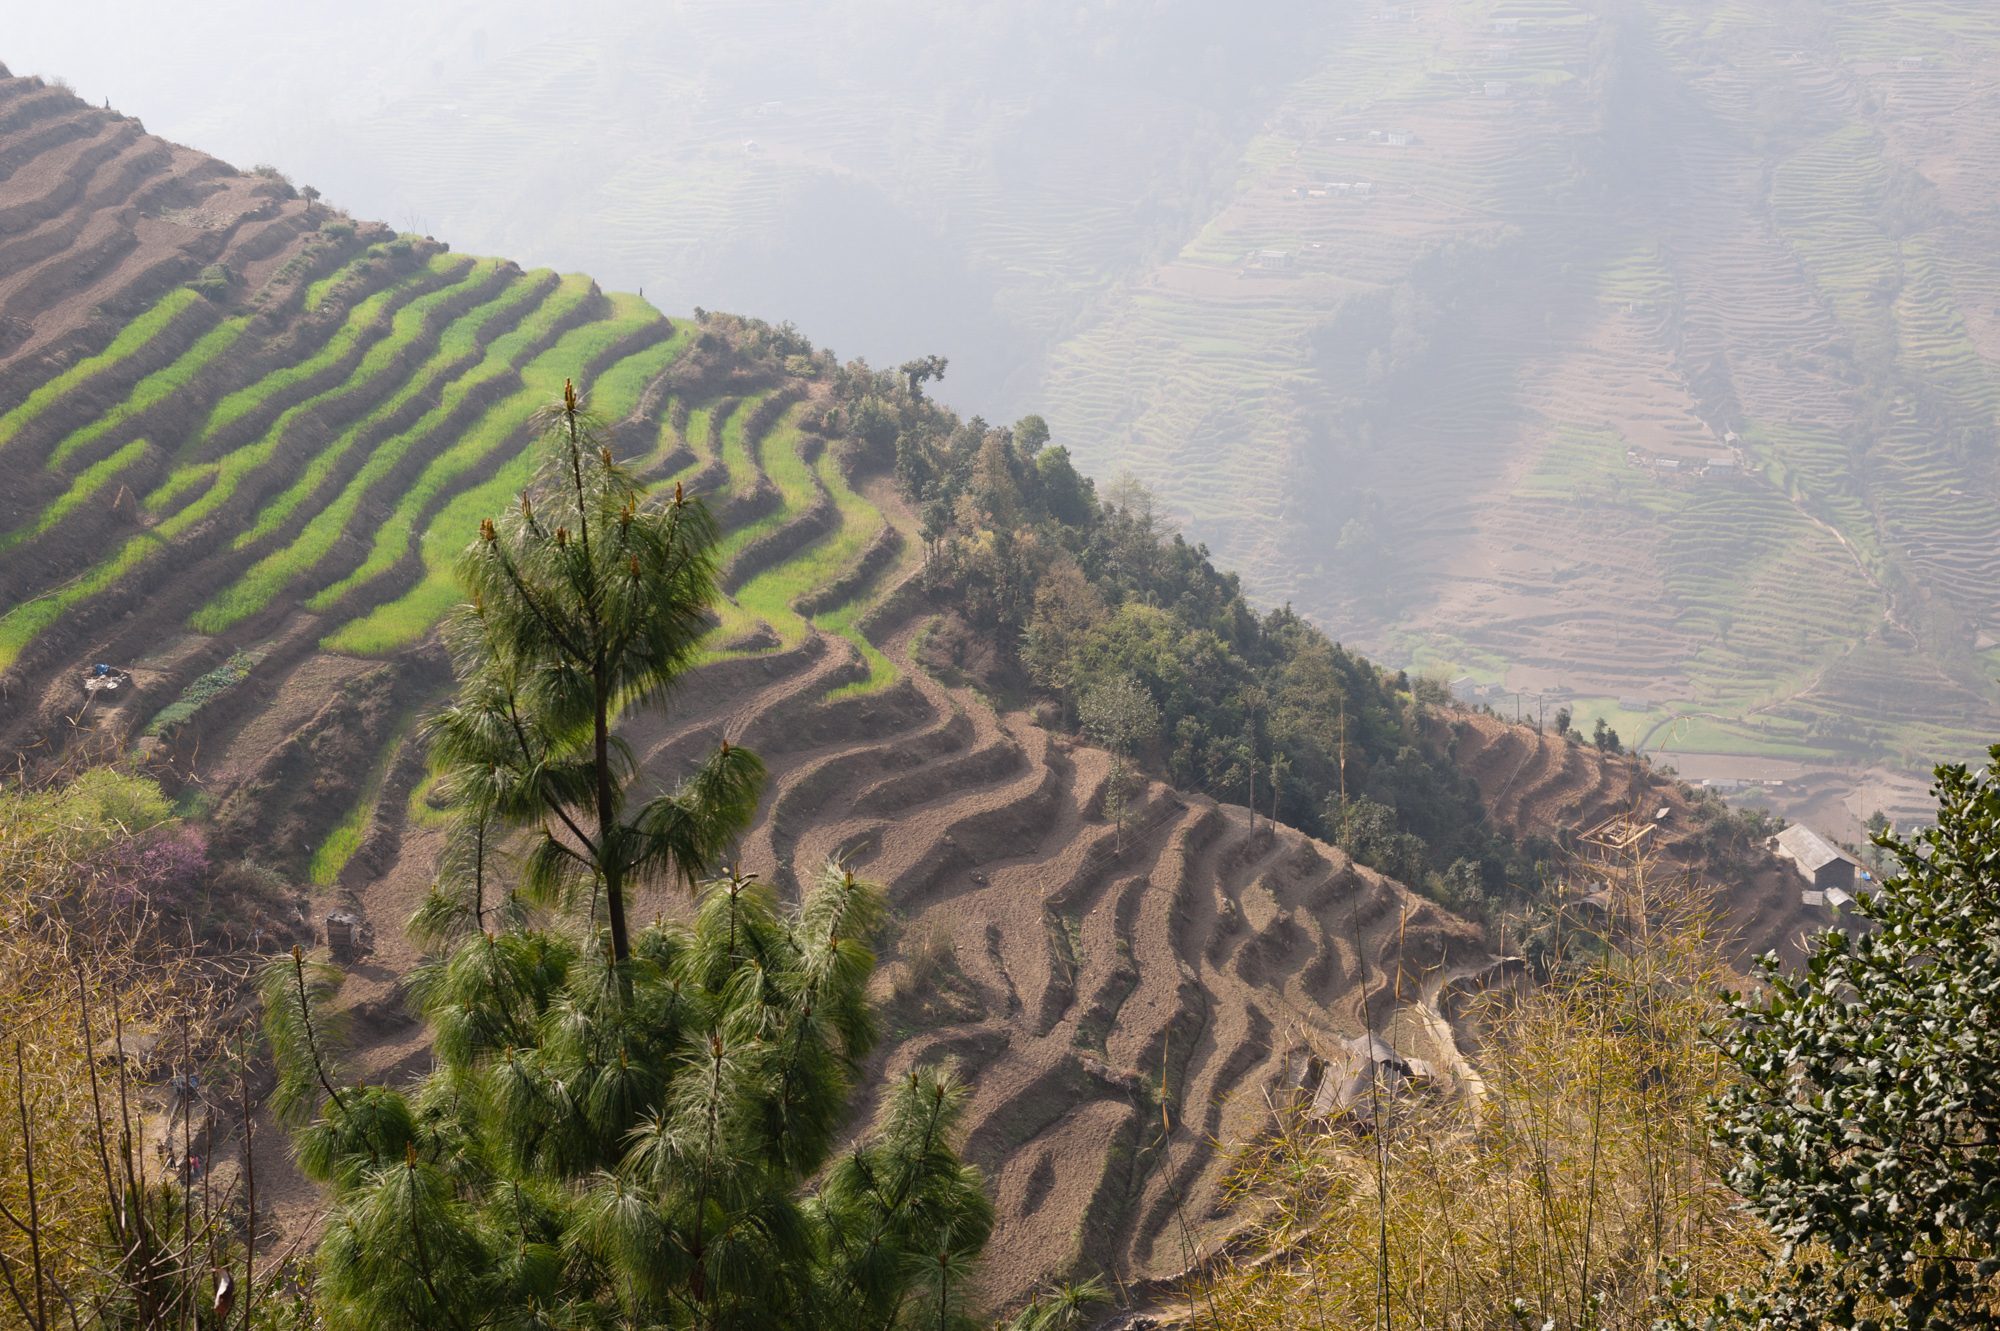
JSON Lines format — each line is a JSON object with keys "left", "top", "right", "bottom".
{"left": 0, "top": 167, "right": 918, "bottom": 772}
{"left": 17, "top": 0, "right": 1996, "bottom": 795}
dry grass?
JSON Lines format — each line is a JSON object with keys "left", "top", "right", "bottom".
{"left": 0, "top": 768, "right": 236, "bottom": 1324}
{"left": 1183, "top": 855, "right": 1768, "bottom": 1330}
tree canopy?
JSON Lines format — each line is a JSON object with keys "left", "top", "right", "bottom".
{"left": 267, "top": 384, "right": 995, "bottom": 1330}
{"left": 1704, "top": 747, "right": 2000, "bottom": 1327}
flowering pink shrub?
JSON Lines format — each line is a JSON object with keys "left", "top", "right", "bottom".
{"left": 96, "top": 824, "right": 210, "bottom": 912}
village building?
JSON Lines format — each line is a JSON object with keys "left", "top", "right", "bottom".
{"left": 1307, "top": 1035, "right": 1436, "bottom": 1118}
{"left": 1450, "top": 677, "right": 1509, "bottom": 705}
{"left": 1775, "top": 825, "right": 1861, "bottom": 903}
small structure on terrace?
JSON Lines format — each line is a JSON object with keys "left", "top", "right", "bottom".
{"left": 1774, "top": 825, "right": 1860, "bottom": 904}
{"left": 1305, "top": 1035, "right": 1437, "bottom": 1118}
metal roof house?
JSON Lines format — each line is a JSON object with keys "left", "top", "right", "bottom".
{"left": 1775, "top": 825, "right": 1859, "bottom": 896}
{"left": 1308, "top": 1035, "right": 1436, "bottom": 1118}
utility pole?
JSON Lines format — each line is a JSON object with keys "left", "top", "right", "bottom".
{"left": 1247, "top": 737, "right": 1256, "bottom": 834}
{"left": 1338, "top": 696, "right": 1348, "bottom": 806}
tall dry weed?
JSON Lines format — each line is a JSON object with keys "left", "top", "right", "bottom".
{"left": 0, "top": 768, "right": 235, "bottom": 1327}
{"left": 1186, "top": 853, "right": 1767, "bottom": 1330}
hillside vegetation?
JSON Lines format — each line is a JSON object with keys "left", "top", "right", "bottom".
{"left": 0, "top": 69, "right": 1808, "bottom": 1312}
{"left": 29, "top": 0, "right": 1995, "bottom": 785}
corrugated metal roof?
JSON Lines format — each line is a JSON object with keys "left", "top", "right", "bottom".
{"left": 1776, "top": 824, "right": 1850, "bottom": 874}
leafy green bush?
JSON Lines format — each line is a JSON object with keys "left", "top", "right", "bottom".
{"left": 144, "top": 651, "right": 260, "bottom": 735}
{"left": 1703, "top": 747, "right": 2000, "bottom": 1327}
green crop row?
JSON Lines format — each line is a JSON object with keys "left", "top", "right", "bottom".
{"left": 0, "top": 287, "right": 207, "bottom": 452}
{"left": 194, "top": 253, "right": 465, "bottom": 448}
{"left": 719, "top": 436, "right": 875, "bottom": 642}
{"left": 716, "top": 395, "right": 769, "bottom": 497}
{"left": 704, "top": 426, "right": 909, "bottom": 699}
{"left": 3, "top": 439, "right": 151, "bottom": 550}
{"left": 0, "top": 274, "right": 467, "bottom": 665}
{"left": 814, "top": 446, "right": 913, "bottom": 698}
{"left": 148, "top": 269, "right": 449, "bottom": 516}
{"left": 194, "top": 273, "right": 590, "bottom": 633}
{"left": 46, "top": 314, "right": 251, "bottom": 472}
{"left": 233, "top": 265, "right": 549, "bottom": 552}
{"left": 583, "top": 316, "right": 693, "bottom": 422}
{"left": 714, "top": 404, "right": 815, "bottom": 566}
{"left": 302, "top": 254, "right": 375, "bottom": 312}
{"left": 318, "top": 297, "right": 674, "bottom": 653}
{"left": 290, "top": 275, "right": 607, "bottom": 622}
{"left": 143, "top": 650, "right": 261, "bottom": 736}
{"left": 308, "top": 712, "right": 411, "bottom": 884}
{"left": 0, "top": 533, "right": 163, "bottom": 672}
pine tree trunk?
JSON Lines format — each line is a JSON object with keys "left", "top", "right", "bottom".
{"left": 595, "top": 689, "right": 629, "bottom": 963}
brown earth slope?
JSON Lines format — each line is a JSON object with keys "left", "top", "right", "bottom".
{"left": 0, "top": 75, "right": 1785, "bottom": 1310}
{"left": 1450, "top": 710, "right": 1821, "bottom": 965}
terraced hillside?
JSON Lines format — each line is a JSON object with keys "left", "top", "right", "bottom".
{"left": 1035, "top": 0, "right": 2000, "bottom": 794}
{"left": 21, "top": 2, "right": 1993, "bottom": 803}
{"left": 0, "top": 74, "right": 1500, "bottom": 1305}
{"left": 1446, "top": 710, "right": 1816, "bottom": 963}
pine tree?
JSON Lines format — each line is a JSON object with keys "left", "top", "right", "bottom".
{"left": 267, "top": 386, "right": 994, "bottom": 1330}
{"left": 424, "top": 380, "right": 761, "bottom": 964}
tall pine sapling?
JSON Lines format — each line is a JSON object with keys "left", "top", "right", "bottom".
{"left": 265, "top": 384, "right": 994, "bottom": 1330}
{"left": 424, "top": 379, "right": 760, "bottom": 964}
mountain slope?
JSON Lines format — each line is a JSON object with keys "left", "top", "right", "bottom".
{"left": 16, "top": 1, "right": 1993, "bottom": 796}
{"left": 0, "top": 74, "right": 1481, "bottom": 1301}
{"left": 0, "top": 70, "right": 1799, "bottom": 1306}
{"left": 1037, "top": 0, "right": 2000, "bottom": 790}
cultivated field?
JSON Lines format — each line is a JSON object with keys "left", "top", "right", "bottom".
{"left": 0, "top": 76, "right": 1504, "bottom": 1302}
{"left": 1032, "top": 0, "right": 2000, "bottom": 787}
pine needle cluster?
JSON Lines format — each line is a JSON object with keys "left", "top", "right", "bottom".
{"left": 422, "top": 380, "right": 761, "bottom": 964}
{"left": 267, "top": 865, "right": 994, "bottom": 1330}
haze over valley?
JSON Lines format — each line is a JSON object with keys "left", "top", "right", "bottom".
{"left": 13, "top": 0, "right": 1999, "bottom": 832}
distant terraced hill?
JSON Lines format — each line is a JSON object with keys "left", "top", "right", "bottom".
{"left": 17, "top": 1, "right": 1987, "bottom": 815}
{"left": 1035, "top": 0, "right": 2000, "bottom": 801}
{"left": 0, "top": 70, "right": 1812, "bottom": 1308}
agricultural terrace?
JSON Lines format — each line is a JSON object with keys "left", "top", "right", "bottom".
{"left": 0, "top": 91, "right": 920, "bottom": 783}
{"left": 1033, "top": 0, "right": 2000, "bottom": 771}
